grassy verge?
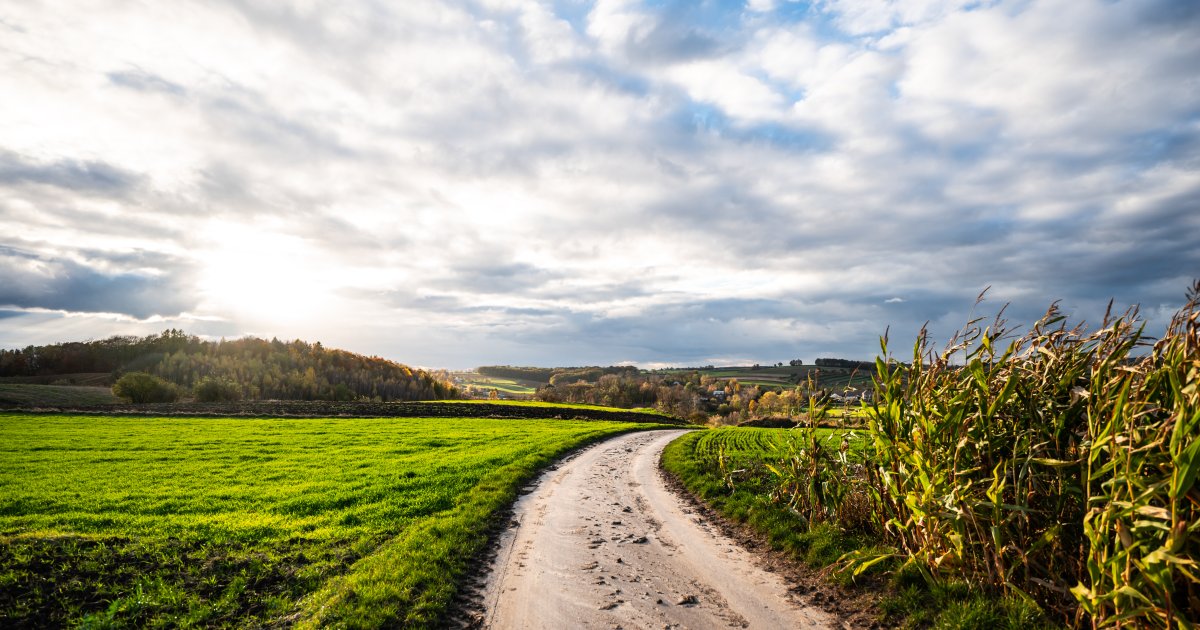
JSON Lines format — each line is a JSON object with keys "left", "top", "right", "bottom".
{"left": 0, "top": 413, "right": 675, "bottom": 628}
{"left": 661, "top": 429, "right": 870, "bottom": 569}
{"left": 661, "top": 428, "right": 1055, "bottom": 629}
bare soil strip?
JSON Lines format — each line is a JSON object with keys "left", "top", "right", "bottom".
{"left": 481, "top": 430, "right": 834, "bottom": 629}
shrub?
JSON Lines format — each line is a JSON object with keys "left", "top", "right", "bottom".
{"left": 112, "top": 372, "right": 179, "bottom": 403}
{"left": 193, "top": 376, "right": 243, "bottom": 402}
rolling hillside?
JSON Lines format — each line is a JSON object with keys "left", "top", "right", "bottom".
{"left": 0, "top": 330, "right": 458, "bottom": 402}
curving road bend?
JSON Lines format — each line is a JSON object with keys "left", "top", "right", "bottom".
{"left": 481, "top": 430, "right": 834, "bottom": 629}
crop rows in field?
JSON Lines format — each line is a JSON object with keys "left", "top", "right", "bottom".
{"left": 0, "top": 413, "right": 674, "bottom": 627}
{"left": 690, "top": 426, "right": 863, "bottom": 470}
{"left": 694, "top": 427, "right": 782, "bottom": 457}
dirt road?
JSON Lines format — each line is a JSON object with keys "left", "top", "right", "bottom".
{"left": 480, "top": 430, "right": 834, "bottom": 629}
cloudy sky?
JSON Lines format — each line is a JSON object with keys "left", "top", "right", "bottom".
{"left": 1, "top": 0, "right": 1197, "bottom": 369}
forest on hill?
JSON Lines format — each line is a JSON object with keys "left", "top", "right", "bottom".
{"left": 0, "top": 329, "right": 458, "bottom": 402}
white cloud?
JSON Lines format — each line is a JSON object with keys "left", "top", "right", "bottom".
{"left": 586, "top": 0, "right": 655, "bottom": 55}
{"left": 820, "top": 0, "right": 983, "bottom": 35}
{"left": 664, "top": 59, "right": 786, "bottom": 121}
{"left": 1, "top": 0, "right": 1196, "bottom": 367}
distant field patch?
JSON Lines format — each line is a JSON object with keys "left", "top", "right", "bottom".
{"left": 737, "top": 379, "right": 794, "bottom": 389}
{"left": 451, "top": 372, "right": 541, "bottom": 396}
{"left": 667, "top": 365, "right": 872, "bottom": 390}
{"left": 435, "top": 399, "right": 661, "bottom": 414}
{"left": 0, "top": 373, "right": 111, "bottom": 386}
{"left": 0, "top": 413, "right": 672, "bottom": 627}
{"left": 472, "top": 378, "right": 536, "bottom": 394}
{"left": 0, "top": 383, "right": 118, "bottom": 407}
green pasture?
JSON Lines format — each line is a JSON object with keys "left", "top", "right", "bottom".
{"left": 0, "top": 413, "right": 672, "bottom": 628}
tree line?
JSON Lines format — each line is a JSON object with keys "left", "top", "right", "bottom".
{"left": 813, "top": 357, "right": 874, "bottom": 370}
{"left": 1, "top": 330, "right": 459, "bottom": 402}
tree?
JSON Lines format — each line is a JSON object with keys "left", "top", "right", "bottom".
{"left": 331, "top": 383, "right": 355, "bottom": 401}
{"left": 113, "top": 372, "right": 179, "bottom": 403}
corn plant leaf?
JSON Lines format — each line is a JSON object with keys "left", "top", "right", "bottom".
{"left": 1107, "top": 606, "right": 1157, "bottom": 624}
{"left": 1173, "top": 436, "right": 1200, "bottom": 499}
{"left": 1134, "top": 505, "right": 1170, "bottom": 520}
{"left": 852, "top": 551, "right": 896, "bottom": 577}
{"left": 1030, "top": 457, "right": 1077, "bottom": 468}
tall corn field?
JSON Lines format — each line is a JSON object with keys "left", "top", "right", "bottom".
{"left": 788, "top": 283, "right": 1198, "bottom": 627}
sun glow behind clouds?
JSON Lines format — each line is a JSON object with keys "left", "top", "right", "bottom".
{"left": 195, "top": 221, "right": 338, "bottom": 327}
{"left": 0, "top": 0, "right": 1196, "bottom": 367}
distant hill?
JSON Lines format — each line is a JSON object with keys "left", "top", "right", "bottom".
{"left": 0, "top": 329, "right": 458, "bottom": 402}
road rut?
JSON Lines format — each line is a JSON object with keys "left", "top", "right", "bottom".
{"left": 481, "top": 429, "right": 834, "bottom": 629}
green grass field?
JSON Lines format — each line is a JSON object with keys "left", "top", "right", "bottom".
{"left": 0, "top": 413, "right": 672, "bottom": 628}
{"left": 0, "top": 384, "right": 119, "bottom": 407}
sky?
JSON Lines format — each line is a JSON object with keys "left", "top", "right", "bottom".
{"left": 1, "top": 0, "right": 1198, "bottom": 369}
